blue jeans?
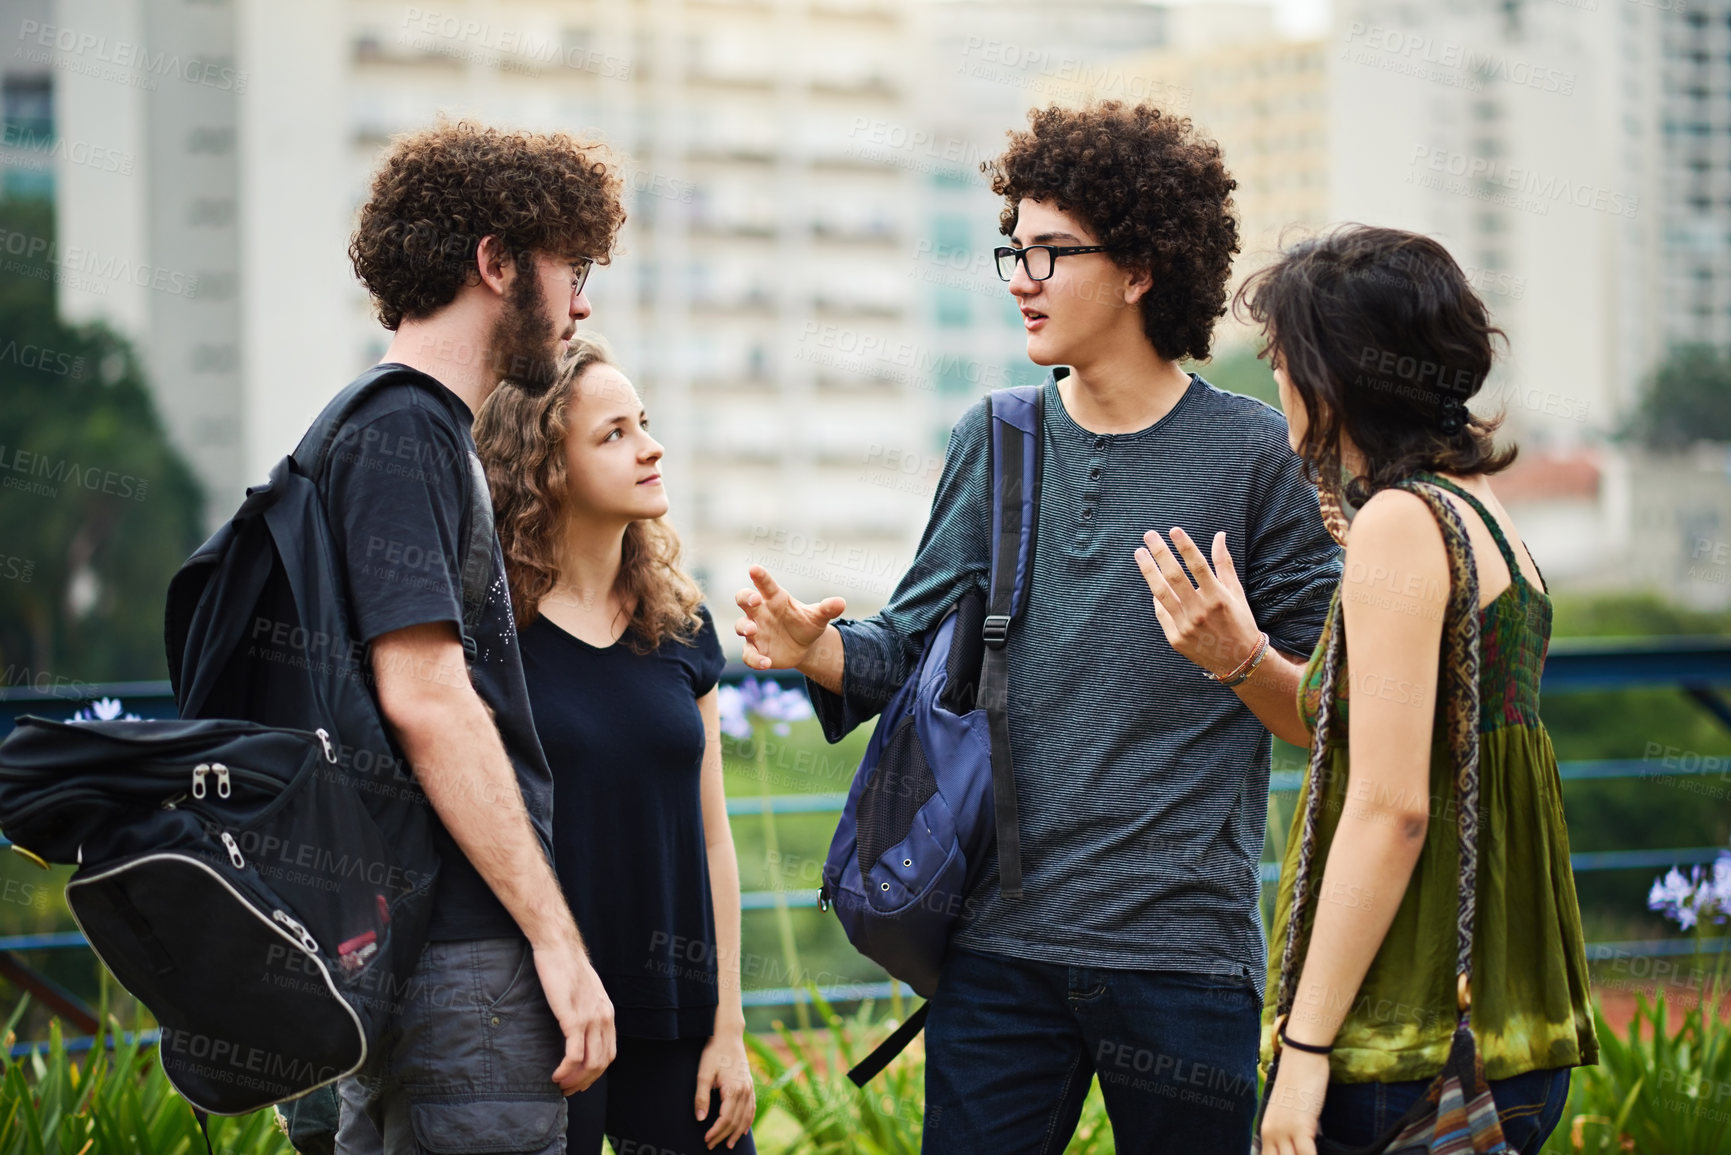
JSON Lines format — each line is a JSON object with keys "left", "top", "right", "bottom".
{"left": 1319, "top": 1066, "right": 1571, "bottom": 1154}
{"left": 922, "top": 945, "right": 1262, "bottom": 1155}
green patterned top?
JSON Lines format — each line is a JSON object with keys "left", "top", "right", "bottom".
{"left": 1261, "top": 475, "right": 1599, "bottom": 1083}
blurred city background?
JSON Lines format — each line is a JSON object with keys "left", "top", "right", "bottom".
{"left": 1, "top": 2, "right": 1731, "bottom": 1150}
{"left": 3, "top": 0, "right": 1728, "bottom": 680}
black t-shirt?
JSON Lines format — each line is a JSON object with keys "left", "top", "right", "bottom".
{"left": 317, "top": 364, "right": 555, "bottom": 942}
{"left": 520, "top": 603, "right": 726, "bottom": 1039}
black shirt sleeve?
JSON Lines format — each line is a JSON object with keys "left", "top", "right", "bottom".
{"left": 691, "top": 604, "right": 726, "bottom": 697}
{"left": 320, "top": 403, "right": 469, "bottom": 646}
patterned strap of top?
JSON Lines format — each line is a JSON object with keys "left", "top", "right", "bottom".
{"left": 1415, "top": 472, "right": 1545, "bottom": 593}
{"left": 1273, "top": 479, "right": 1485, "bottom": 1024}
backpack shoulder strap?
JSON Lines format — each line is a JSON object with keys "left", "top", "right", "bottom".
{"left": 980, "top": 382, "right": 1043, "bottom": 901}
{"left": 456, "top": 451, "right": 496, "bottom": 660}
{"left": 298, "top": 365, "right": 495, "bottom": 661}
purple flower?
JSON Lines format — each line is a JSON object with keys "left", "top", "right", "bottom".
{"left": 716, "top": 684, "right": 754, "bottom": 742}
{"left": 69, "top": 697, "right": 140, "bottom": 723}
{"left": 718, "top": 676, "right": 814, "bottom": 739}
{"left": 1648, "top": 853, "right": 1731, "bottom": 932}
{"left": 1650, "top": 866, "right": 1703, "bottom": 930}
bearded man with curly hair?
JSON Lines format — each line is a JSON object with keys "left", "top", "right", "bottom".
{"left": 303, "top": 120, "right": 625, "bottom": 1155}
{"left": 734, "top": 102, "right": 1340, "bottom": 1153}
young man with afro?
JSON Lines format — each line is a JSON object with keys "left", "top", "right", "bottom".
{"left": 734, "top": 102, "right": 1340, "bottom": 1152}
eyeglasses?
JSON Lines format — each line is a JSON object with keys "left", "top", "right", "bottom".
{"left": 568, "top": 257, "right": 594, "bottom": 298}
{"left": 994, "top": 244, "right": 1107, "bottom": 282}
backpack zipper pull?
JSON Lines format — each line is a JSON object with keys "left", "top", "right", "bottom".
{"left": 212, "top": 764, "right": 231, "bottom": 799}
{"left": 191, "top": 764, "right": 209, "bottom": 799}
{"left": 272, "top": 909, "right": 320, "bottom": 954}
{"left": 219, "top": 831, "right": 245, "bottom": 869}
{"left": 315, "top": 729, "right": 337, "bottom": 764}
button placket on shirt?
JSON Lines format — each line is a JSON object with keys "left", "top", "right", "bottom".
{"left": 1074, "top": 434, "right": 1108, "bottom": 546}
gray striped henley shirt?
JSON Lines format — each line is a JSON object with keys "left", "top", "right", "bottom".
{"left": 807, "top": 370, "right": 1341, "bottom": 997}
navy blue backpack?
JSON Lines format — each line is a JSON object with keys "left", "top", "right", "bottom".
{"left": 819, "top": 383, "right": 1042, "bottom": 1083}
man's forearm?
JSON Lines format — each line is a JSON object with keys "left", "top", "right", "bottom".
{"left": 390, "top": 689, "right": 582, "bottom": 950}
{"left": 797, "top": 624, "right": 846, "bottom": 696}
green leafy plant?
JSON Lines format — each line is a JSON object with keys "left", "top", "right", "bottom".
{"left": 1544, "top": 985, "right": 1731, "bottom": 1154}
{"left": 0, "top": 996, "right": 291, "bottom": 1155}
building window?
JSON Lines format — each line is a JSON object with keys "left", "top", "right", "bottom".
{"left": 935, "top": 286, "right": 970, "bottom": 328}
{"left": 1, "top": 75, "right": 52, "bottom": 146}
{"left": 2, "top": 168, "right": 53, "bottom": 201}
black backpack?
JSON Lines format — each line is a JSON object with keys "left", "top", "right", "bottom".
{"left": 0, "top": 366, "right": 493, "bottom": 1116}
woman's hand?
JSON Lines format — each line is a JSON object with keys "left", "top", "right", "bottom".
{"left": 1258, "top": 1047, "right": 1329, "bottom": 1155}
{"left": 695, "top": 1028, "right": 756, "bottom": 1149}
{"left": 1134, "top": 527, "right": 1263, "bottom": 677}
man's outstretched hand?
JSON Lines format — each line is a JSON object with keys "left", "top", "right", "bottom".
{"left": 733, "top": 565, "right": 846, "bottom": 671}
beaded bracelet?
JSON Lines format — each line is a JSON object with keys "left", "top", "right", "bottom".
{"left": 1205, "top": 631, "right": 1270, "bottom": 688}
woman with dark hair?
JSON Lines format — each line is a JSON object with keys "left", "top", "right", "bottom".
{"left": 1135, "top": 225, "right": 1595, "bottom": 1155}
{"left": 474, "top": 334, "right": 756, "bottom": 1154}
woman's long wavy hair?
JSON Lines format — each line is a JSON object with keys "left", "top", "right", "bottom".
{"left": 474, "top": 334, "right": 704, "bottom": 654}
{"left": 1234, "top": 225, "right": 1517, "bottom": 524}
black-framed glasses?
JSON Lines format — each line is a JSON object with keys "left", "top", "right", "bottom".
{"left": 568, "top": 256, "right": 594, "bottom": 298}
{"left": 994, "top": 244, "right": 1107, "bottom": 282}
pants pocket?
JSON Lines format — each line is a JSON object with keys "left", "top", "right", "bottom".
{"left": 1492, "top": 1068, "right": 1572, "bottom": 1154}
{"left": 409, "top": 1098, "right": 565, "bottom": 1155}
{"left": 477, "top": 939, "right": 533, "bottom": 1013}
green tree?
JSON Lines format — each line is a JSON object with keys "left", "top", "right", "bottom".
{"left": 1186, "top": 343, "right": 1281, "bottom": 408}
{"left": 1624, "top": 343, "right": 1731, "bottom": 448}
{"left": 0, "top": 199, "right": 205, "bottom": 685}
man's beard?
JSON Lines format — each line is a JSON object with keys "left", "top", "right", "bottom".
{"left": 488, "top": 263, "right": 564, "bottom": 397}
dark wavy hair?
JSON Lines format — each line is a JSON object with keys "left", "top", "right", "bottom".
{"left": 982, "top": 101, "right": 1240, "bottom": 362}
{"left": 473, "top": 334, "right": 703, "bottom": 655}
{"left": 1234, "top": 225, "right": 1516, "bottom": 509}
{"left": 350, "top": 119, "right": 626, "bottom": 330}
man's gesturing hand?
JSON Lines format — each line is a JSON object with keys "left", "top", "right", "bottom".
{"left": 733, "top": 565, "right": 846, "bottom": 671}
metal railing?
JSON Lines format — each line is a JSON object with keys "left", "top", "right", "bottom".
{"left": 2, "top": 638, "right": 1729, "bottom": 1054}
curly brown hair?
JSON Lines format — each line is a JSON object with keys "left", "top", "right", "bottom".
{"left": 350, "top": 119, "right": 627, "bottom": 330}
{"left": 1234, "top": 225, "right": 1517, "bottom": 509}
{"left": 473, "top": 334, "right": 704, "bottom": 655}
{"left": 982, "top": 101, "right": 1240, "bottom": 362}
